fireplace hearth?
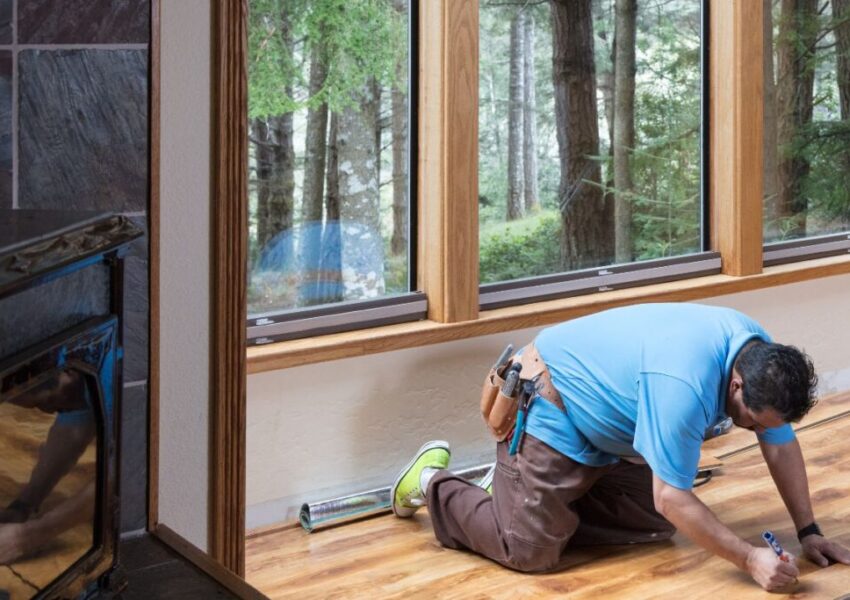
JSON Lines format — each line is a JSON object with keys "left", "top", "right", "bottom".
{"left": 0, "top": 210, "right": 141, "bottom": 600}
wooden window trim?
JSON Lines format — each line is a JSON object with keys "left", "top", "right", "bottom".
{"left": 247, "top": 254, "right": 850, "bottom": 373}
{"left": 210, "top": 0, "right": 248, "bottom": 576}
{"left": 418, "top": 0, "right": 480, "bottom": 323}
{"left": 709, "top": 0, "right": 764, "bottom": 275}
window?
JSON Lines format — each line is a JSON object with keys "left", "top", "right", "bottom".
{"left": 477, "top": 0, "right": 716, "bottom": 307}
{"left": 246, "top": 0, "right": 422, "bottom": 344}
{"left": 763, "top": 0, "right": 850, "bottom": 264}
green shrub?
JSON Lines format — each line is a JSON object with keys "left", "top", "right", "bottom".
{"left": 479, "top": 211, "right": 562, "bottom": 283}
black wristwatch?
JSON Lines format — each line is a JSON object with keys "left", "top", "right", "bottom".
{"left": 797, "top": 521, "right": 822, "bottom": 541}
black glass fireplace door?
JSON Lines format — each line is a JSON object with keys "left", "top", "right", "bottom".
{"left": 0, "top": 317, "right": 119, "bottom": 600}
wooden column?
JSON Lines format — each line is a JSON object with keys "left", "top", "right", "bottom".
{"left": 419, "top": 0, "right": 480, "bottom": 323}
{"left": 211, "top": 0, "right": 248, "bottom": 576}
{"left": 710, "top": 0, "right": 764, "bottom": 275}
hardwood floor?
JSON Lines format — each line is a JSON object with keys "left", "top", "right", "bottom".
{"left": 246, "top": 393, "right": 850, "bottom": 599}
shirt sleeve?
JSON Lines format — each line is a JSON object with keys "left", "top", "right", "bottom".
{"left": 757, "top": 423, "right": 796, "bottom": 445}
{"left": 633, "top": 373, "right": 709, "bottom": 490}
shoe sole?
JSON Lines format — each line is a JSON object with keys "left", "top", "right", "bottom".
{"left": 391, "top": 440, "right": 450, "bottom": 518}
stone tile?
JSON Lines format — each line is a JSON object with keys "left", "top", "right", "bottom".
{"left": 124, "top": 559, "right": 239, "bottom": 600}
{"left": 120, "top": 534, "right": 178, "bottom": 572}
{"left": 120, "top": 383, "right": 148, "bottom": 533}
{"left": 123, "top": 215, "right": 149, "bottom": 383}
{"left": 0, "top": 51, "right": 10, "bottom": 207}
{"left": 18, "top": 0, "right": 150, "bottom": 44}
{"left": 18, "top": 50, "right": 148, "bottom": 212}
{"left": 0, "top": 0, "right": 10, "bottom": 44}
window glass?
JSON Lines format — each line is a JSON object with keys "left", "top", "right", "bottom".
{"left": 478, "top": 0, "right": 703, "bottom": 284}
{"left": 764, "top": 0, "right": 850, "bottom": 242}
{"left": 247, "top": 0, "right": 412, "bottom": 316}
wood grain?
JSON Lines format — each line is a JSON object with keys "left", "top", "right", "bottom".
{"left": 418, "top": 0, "right": 479, "bottom": 324}
{"left": 710, "top": 0, "right": 764, "bottom": 276}
{"left": 211, "top": 0, "right": 248, "bottom": 577}
{"left": 246, "top": 408, "right": 850, "bottom": 599}
{"left": 247, "top": 254, "right": 850, "bottom": 373}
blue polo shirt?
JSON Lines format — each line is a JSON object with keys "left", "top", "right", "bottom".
{"left": 526, "top": 303, "right": 795, "bottom": 490}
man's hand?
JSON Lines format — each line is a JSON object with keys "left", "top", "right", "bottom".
{"left": 801, "top": 534, "right": 850, "bottom": 567}
{"left": 0, "top": 522, "right": 26, "bottom": 564}
{"left": 746, "top": 546, "right": 799, "bottom": 591}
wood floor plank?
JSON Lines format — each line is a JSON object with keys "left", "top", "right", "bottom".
{"left": 246, "top": 403, "right": 850, "bottom": 599}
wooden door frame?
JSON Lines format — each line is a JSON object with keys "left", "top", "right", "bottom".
{"left": 209, "top": 0, "right": 249, "bottom": 576}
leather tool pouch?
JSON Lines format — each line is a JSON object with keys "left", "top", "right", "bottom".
{"left": 480, "top": 364, "right": 518, "bottom": 441}
{"left": 480, "top": 343, "right": 549, "bottom": 441}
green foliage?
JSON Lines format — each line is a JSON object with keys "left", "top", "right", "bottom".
{"left": 479, "top": 212, "right": 562, "bottom": 283}
{"left": 248, "top": 0, "right": 406, "bottom": 119}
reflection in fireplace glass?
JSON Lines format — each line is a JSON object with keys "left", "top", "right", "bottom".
{"left": 0, "top": 368, "right": 98, "bottom": 599}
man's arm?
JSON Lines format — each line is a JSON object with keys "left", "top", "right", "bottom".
{"left": 652, "top": 474, "right": 799, "bottom": 591}
{"left": 760, "top": 438, "right": 850, "bottom": 567}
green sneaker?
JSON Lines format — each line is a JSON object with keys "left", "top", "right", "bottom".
{"left": 391, "top": 440, "right": 451, "bottom": 517}
{"left": 479, "top": 463, "right": 496, "bottom": 495}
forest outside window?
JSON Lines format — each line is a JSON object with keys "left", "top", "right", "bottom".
{"left": 763, "top": 0, "right": 850, "bottom": 266}
{"left": 246, "top": 0, "right": 422, "bottom": 345}
{"left": 478, "top": 0, "right": 718, "bottom": 308}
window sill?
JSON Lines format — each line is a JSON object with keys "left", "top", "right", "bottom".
{"left": 246, "top": 254, "right": 850, "bottom": 374}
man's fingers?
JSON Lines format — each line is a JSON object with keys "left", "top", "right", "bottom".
{"left": 824, "top": 542, "right": 850, "bottom": 565}
{"left": 808, "top": 547, "right": 829, "bottom": 567}
{"left": 778, "top": 560, "right": 800, "bottom": 578}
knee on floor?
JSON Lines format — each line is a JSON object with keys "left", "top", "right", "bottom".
{"left": 503, "top": 535, "right": 561, "bottom": 573}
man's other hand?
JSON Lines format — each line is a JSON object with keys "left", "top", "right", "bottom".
{"left": 746, "top": 546, "right": 799, "bottom": 591}
{"left": 801, "top": 534, "right": 850, "bottom": 567}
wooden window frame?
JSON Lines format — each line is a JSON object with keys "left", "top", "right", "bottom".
{"left": 194, "top": 0, "right": 850, "bottom": 576}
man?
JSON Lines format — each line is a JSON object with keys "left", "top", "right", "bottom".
{"left": 390, "top": 303, "right": 850, "bottom": 591}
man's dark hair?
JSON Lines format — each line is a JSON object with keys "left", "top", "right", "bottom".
{"left": 735, "top": 342, "right": 818, "bottom": 422}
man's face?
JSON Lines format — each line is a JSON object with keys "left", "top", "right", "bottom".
{"left": 726, "top": 371, "right": 786, "bottom": 434}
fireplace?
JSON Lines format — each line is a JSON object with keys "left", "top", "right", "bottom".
{"left": 0, "top": 211, "right": 141, "bottom": 599}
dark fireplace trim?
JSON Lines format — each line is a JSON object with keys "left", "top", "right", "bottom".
{"left": 0, "top": 214, "right": 141, "bottom": 300}
{"left": 0, "top": 316, "right": 121, "bottom": 599}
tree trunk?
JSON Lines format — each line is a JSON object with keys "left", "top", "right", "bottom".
{"left": 523, "top": 13, "right": 540, "bottom": 213}
{"left": 326, "top": 113, "right": 340, "bottom": 222}
{"left": 836, "top": 0, "right": 850, "bottom": 120}
{"left": 302, "top": 43, "right": 329, "bottom": 223}
{"left": 266, "top": 113, "right": 296, "bottom": 245}
{"left": 318, "top": 112, "right": 343, "bottom": 305}
{"left": 764, "top": 0, "right": 780, "bottom": 238}
{"left": 598, "top": 3, "right": 616, "bottom": 254}
{"left": 390, "top": 73, "right": 408, "bottom": 255}
{"left": 337, "top": 82, "right": 385, "bottom": 299}
{"left": 776, "top": 0, "right": 818, "bottom": 238}
{"left": 251, "top": 117, "right": 272, "bottom": 251}
{"left": 550, "top": 0, "right": 611, "bottom": 270}
{"left": 835, "top": 0, "right": 850, "bottom": 195}
{"left": 613, "top": 0, "right": 636, "bottom": 263}
{"left": 507, "top": 10, "right": 525, "bottom": 221}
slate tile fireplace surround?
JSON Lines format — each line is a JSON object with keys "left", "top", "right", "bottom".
{"left": 0, "top": 0, "right": 152, "bottom": 540}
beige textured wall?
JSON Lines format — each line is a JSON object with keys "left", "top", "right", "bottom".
{"left": 247, "top": 274, "right": 850, "bottom": 529}
{"left": 158, "top": 0, "right": 211, "bottom": 550}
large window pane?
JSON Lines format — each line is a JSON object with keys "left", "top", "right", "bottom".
{"left": 247, "top": 0, "right": 412, "bottom": 317}
{"left": 764, "top": 0, "right": 850, "bottom": 243}
{"left": 478, "top": 0, "right": 703, "bottom": 285}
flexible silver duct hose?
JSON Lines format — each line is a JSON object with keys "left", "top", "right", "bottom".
{"left": 300, "top": 462, "right": 494, "bottom": 532}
